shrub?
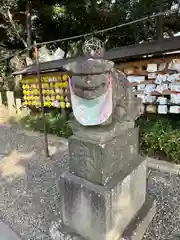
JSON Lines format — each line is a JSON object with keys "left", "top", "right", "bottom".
{"left": 136, "top": 115, "right": 180, "bottom": 163}
{"left": 21, "top": 111, "right": 73, "bottom": 139}
{"left": 21, "top": 110, "right": 180, "bottom": 163}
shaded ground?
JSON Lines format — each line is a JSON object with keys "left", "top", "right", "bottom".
{"left": 0, "top": 126, "right": 180, "bottom": 239}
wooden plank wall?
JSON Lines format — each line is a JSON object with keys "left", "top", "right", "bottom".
{"left": 115, "top": 53, "right": 180, "bottom": 114}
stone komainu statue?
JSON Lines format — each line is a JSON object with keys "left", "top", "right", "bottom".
{"left": 55, "top": 57, "right": 155, "bottom": 240}
{"left": 64, "top": 57, "right": 144, "bottom": 127}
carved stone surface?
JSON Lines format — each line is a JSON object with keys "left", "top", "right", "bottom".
{"left": 57, "top": 159, "right": 150, "bottom": 240}
{"left": 68, "top": 127, "right": 139, "bottom": 185}
{"left": 71, "top": 118, "right": 135, "bottom": 141}
{"left": 65, "top": 58, "right": 144, "bottom": 127}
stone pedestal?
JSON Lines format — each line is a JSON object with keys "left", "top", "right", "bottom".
{"left": 56, "top": 126, "right": 156, "bottom": 240}
{"left": 68, "top": 127, "right": 139, "bottom": 185}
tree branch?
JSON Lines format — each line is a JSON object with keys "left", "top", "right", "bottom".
{"left": 7, "top": 8, "right": 27, "bottom": 48}
{"left": 0, "top": 43, "right": 6, "bottom": 48}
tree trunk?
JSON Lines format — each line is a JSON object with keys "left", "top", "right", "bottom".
{"left": 156, "top": 0, "right": 164, "bottom": 40}
{"left": 26, "top": 0, "right": 32, "bottom": 48}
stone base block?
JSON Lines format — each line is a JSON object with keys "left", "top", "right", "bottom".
{"left": 50, "top": 222, "right": 85, "bottom": 240}
{"left": 122, "top": 199, "right": 156, "bottom": 240}
{"left": 57, "top": 159, "right": 150, "bottom": 240}
{"left": 0, "top": 220, "right": 22, "bottom": 240}
{"left": 68, "top": 127, "right": 139, "bottom": 185}
{"left": 51, "top": 200, "right": 156, "bottom": 240}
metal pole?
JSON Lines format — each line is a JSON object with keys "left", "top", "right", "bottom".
{"left": 34, "top": 41, "right": 49, "bottom": 157}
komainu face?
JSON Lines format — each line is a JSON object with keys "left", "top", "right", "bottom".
{"left": 64, "top": 57, "right": 144, "bottom": 125}
{"left": 65, "top": 57, "right": 114, "bottom": 100}
{"left": 71, "top": 73, "right": 109, "bottom": 100}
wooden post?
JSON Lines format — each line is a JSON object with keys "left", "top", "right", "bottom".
{"left": 34, "top": 41, "right": 49, "bottom": 158}
{"left": 61, "top": 108, "right": 67, "bottom": 120}
{"left": 6, "top": 91, "right": 16, "bottom": 116}
{"left": 16, "top": 98, "right": 22, "bottom": 114}
{"left": 0, "top": 92, "right": 2, "bottom": 105}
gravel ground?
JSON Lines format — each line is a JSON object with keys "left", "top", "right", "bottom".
{"left": 143, "top": 168, "right": 180, "bottom": 240}
{"left": 0, "top": 126, "right": 180, "bottom": 240}
{"left": 0, "top": 126, "right": 68, "bottom": 240}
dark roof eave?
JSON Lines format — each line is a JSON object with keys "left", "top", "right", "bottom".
{"left": 105, "top": 36, "right": 180, "bottom": 61}
{"left": 12, "top": 66, "right": 67, "bottom": 76}
{"left": 13, "top": 36, "right": 180, "bottom": 76}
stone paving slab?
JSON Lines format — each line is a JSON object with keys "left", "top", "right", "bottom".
{"left": 0, "top": 221, "right": 21, "bottom": 240}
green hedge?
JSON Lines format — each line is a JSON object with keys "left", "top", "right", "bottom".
{"left": 21, "top": 111, "right": 180, "bottom": 163}
{"left": 21, "top": 111, "right": 73, "bottom": 138}
{"left": 136, "top": 115, "right": 180, "bottom": 163}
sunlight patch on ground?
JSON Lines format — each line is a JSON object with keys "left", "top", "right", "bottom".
{"left": 0, "top": 150, "right": 34, "bottom": 179}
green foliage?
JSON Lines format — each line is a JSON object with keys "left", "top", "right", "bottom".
{"left": 0, "top": 0, "right": 179, "bottom": 77}
{"left": 20, "top": 112, "right": 180, "bottom": 163}
{"left": 21, "top": 111, "right": 73, "bottom": 138}
{"left": 0, "top": 0, "right": 180, "bottom": 163}
{"left": 136, "top": 115, "right": 180, "bottom": 163}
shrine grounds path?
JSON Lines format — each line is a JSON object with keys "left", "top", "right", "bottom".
{"left": 0, "top": 125, "right": 68, "bottom": 240}
{"left": 0, "top": 125, "right": 180, "bottom": 239}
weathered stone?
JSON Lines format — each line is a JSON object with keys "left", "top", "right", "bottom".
{"left": 71, "top": 120, "right": 135, "bottom": 142}
{"left": 64, "top": 58, "right": 144, "bottom": 125}
{"left": 122, "top": 199, "right": 156, "bottom": 240}
{"left": 50, "top": 222, "right": 85, "bottom": 240}
{"left": 56, "top": 53, "right": 155, "bottom": 240}
{"left": 68, "top": 127, "right": 139, "bottom": 185}
{"left": 0, "top": 220, "right": 22, "bottom": 240}
{"left": 57, "top": 158, "right": 147, "bottom": 240}
{"left": 52, "top": 200, "right": 156, "bottom": 240}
